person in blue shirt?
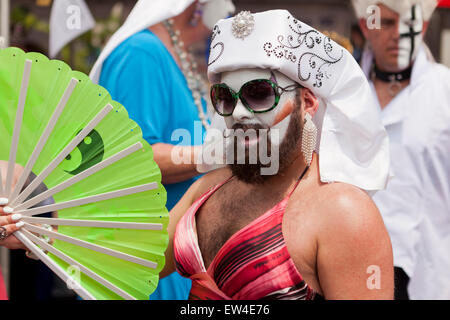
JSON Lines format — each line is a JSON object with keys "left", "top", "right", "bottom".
{"left": 90, "top": 0, "right": 235, "bottom": 300}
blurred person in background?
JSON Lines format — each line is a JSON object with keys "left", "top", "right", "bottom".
{"left": 353, "top": 0, "right": 450, "bottom": 299}
{"left": 350, "top": 25, "right": 365, "bottom": 63}
{"left": 90, "top": 0, "right": 235, "bottom": 300}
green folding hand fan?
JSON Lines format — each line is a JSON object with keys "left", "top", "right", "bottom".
{"left": 0, "top": 47, "right": 169, "bottom": 300}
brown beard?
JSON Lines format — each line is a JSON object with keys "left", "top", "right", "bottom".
{"left": 228, "top": 101, "right": 303, "bottom": 184}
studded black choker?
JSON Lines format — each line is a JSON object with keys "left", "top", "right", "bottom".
{"left": 373, "top": 64, "right": 412, "bottom": 83}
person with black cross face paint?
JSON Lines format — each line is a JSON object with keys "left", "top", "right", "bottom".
{"left": 353, "top": 0, "right": 450, "bottom": 300}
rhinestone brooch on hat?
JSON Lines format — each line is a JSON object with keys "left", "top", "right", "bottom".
{"left": 231, "top": 11, "right": 255, "bottom": 40}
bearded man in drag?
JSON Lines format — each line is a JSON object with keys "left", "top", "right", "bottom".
{"left": 160, "top": 10, "right": 394, "bottom": 300}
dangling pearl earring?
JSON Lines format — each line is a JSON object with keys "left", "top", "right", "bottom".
{"left": 301, "top": 113, "right": 317, "bottom": 166}
{"left": 189, "top": 2, "right": 205, "bottom": 27}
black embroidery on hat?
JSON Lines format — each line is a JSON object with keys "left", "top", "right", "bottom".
{"left": 208, "top": 25, "right": 224, "bottom": 66}
{"left": 263, "top": 41, "right": 297, "bottom": 63}
{"left": 211, "top": 25, "right": 221, "bottom": 42}
{"left": 264, "top": 15, "right": 344, "bottom": 88}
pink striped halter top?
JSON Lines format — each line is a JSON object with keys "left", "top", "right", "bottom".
{"left": 173, "top": 168, "right": 321, "bottom": 300}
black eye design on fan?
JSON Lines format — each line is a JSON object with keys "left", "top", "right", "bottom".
{"left": 63, "top": 129, "right": 105, "bottom": 175}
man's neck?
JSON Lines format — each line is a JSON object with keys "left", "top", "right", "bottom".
{"left": 374, "top": 64, "right": 413, "bottom": 82}
{"left": 372, "top": 62, "right": 413, "bottom": 109}
{"left": 373, "top": 78, "right": 410, "bottom": 109}
{"left": 149, "top": 24, "right": 179, "bottom": 66}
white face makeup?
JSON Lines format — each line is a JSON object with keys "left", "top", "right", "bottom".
{"left": 397, "top": 4, "right": 424, "bottom": 69}
{"left": 202, "top": 0, "right": 236, "bottom": 30}
{"left": 220, "top": 68, "right": 299, "bottom": 148}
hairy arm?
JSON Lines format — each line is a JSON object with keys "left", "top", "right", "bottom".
{"left": 316, "top": 186, "right": 394, "bottom": 299}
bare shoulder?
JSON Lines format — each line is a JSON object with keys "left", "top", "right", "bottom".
{"left": 314, "top": 182, "right": 387, "bottom": 239}
{"left": 318, "top": 182, "right": 379, "bottom": 217}
{"left": 288, "top": 180, "right": 391, "bottom": 254}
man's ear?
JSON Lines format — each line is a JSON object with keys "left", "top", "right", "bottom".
{"left": 358, "top": 18, "right": 369, "bottom": 39}
{"left": 301, "top": 88, "right": 319, "bottom": 118}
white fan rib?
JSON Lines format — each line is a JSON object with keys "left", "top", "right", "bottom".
{"left": 5, "top": 59, "right": 32, "bottom": 197}
{"left": 20, "top": 229, "right": 137, "bottom": 300}
{"left": 9, "top": 104, "right": 113, "bottom": 207}
{"left": 14, "top": 141, "right": 143, "bottom": 211}
{"left": 14, "top": 230, "right": 97, "bottom": 300}
{"left": 14, "top": 182, "right": 158, "bottom": 216}
{"left": 23, "top": 222, "right": 158, "bottom": 269}
{"left": 22, "top": 216, "right": 163, "bottom": 230}
{"left": 10, "top": 78, "right": 79, "bottom": 202}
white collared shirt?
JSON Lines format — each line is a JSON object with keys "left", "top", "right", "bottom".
{"left": 364, "top": 46, "right": 450, "bottom": 299}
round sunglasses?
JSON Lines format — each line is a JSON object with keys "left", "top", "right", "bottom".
{"left": 210, "top": 79, "right": 302, "bottom": 117}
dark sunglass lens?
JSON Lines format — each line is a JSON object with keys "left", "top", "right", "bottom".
{"left": 211, "top": 85, "right": 236, "bottom": 115}
{"left": 241, "top": 80, "right": 276, "bottom": 111}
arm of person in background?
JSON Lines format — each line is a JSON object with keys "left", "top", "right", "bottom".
{"left": 100, "top": 41, "right": 200, "bottom": 185}
{"left": 152, "top": 143, "right": 201, "bottom": 184}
